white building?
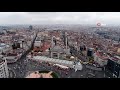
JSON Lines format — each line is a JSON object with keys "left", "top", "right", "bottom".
{"left": 34, "top": 37, "right": 42, "bottom": 47}
{"left": 0, "top": 58, "right": 9, "bottom": 78}
{"left": 0, "top": 43, "right": 11, "bottom": 54}
{"left": 34, "top": 41, "right": 42, "bottom": 47}
{"left": 26, "top": 41, "right": 32, "bottom": 47}
{"left": 30, "top": 56, "right": 83, "bottom": 71}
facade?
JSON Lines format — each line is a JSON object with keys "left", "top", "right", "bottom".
{"left": 87, "top": 48, "right": 94, "bottom": 57}
{"left": 34, "top": 41, "right": 41, "bottom": 47}
{"left": 51, "top": 45, "right": 64, "bottom": 59}
{"left": 5, "top": 56, "right": 18, "bottom": 64}
{"left": 31, "top": 56, "right": 83, "bottom": 70}
{"left": 0, "top": 43, "right": 11, "bottom": 54}
{"left": 94, "top": 52, "right": 108, "bottom": 66}
{"left": 0, "top": 58, "right": 9, "bottom": 78}
{"left": 34, "top": 37, "right": 42, "bottom": 47}
{"left": 117, "top": 48, "right": 120, "bottom": 53}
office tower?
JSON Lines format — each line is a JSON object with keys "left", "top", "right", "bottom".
{"left": 87, "top": 48, "right": 94, "bottom": 57}
{"left": 29, "top": 25, "right": 33, "bottom": 30}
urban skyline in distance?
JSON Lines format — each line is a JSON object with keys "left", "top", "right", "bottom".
{"left": 0, "top": 12, "right": 120, "bottom": 78}
{"left": 0, "top": 12, "right": 120, "bottom": 26}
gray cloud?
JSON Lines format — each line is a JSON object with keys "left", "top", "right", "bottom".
{"left": 0, "top": 12, "right": 120, "bottom": 25}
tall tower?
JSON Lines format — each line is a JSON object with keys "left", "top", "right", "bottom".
{"left": 51, "top": 36, "right": 55, "bottom": 48}
{"left": 0, "top": 58, "right": 9, "bottom": 78}
{"left": 96, "top": 23, "right": 102, "bottom": 31}
{"left": 29, "top": 25, "right": 33, "bottom": 30}
{"left": 65, "top": 32, "right": 68, "bottom": 49}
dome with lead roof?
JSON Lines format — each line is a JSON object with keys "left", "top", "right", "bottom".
{"left": 51, "top": 45, "right": 64, "bottom": 53}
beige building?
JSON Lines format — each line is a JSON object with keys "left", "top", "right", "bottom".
{"left": 117, "top": 48, "right": 120, "bottom": 53}
{"left": 94, "top": 52, "right": 108, "bottom": 66}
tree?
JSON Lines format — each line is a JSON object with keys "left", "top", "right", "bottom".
{"left": 88, "top": 56, "right": 94, "bottom": 63}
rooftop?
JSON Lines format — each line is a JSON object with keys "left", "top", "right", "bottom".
{"left": 51, "top": 45, "right": 64, "bottom": 53}
{"left": 0, "top": 43, "right": 7, "bottom": 47}
{"left": 26, "top": 71, "right": 53, "bottom": 78}
{"left": 95, "top": 51, "right": 109, "bottom": 60}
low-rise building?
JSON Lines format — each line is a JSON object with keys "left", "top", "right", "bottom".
{"left": 94, "top": 51, "right": 109, "bottom": 66}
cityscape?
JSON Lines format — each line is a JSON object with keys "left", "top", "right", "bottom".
{"left": 0, "top": 12, "right": 120, "bottom": 78}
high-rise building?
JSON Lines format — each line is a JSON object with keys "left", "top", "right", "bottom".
{"left": 29, "top": 25, "right": 33, "bottom": 30}
{"left": 87, "top": 48, "right": 94, "bottom": 57}
{"left": 0, "top": 58, "right": 9, "bottom": 78}
{"left": 105, "top": 59, "right": 120, "bottom": 78}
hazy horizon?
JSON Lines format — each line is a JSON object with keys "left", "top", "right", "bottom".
{"left": 0, "top": 12, "right": 120, "bottom": 26}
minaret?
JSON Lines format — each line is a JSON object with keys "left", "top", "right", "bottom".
{"left": 52, "top": 36, "right": 56, "bottom": 47}
{"left": 66, "top": 37, "right": 67, "bottom": 49}
{"left": 65, "top": 32, "right": 68, "bottom": 49}
{"left": 51, "top": 36, "right": 55, "bottom": 58}
{"left": 51, "top": 36, "right": 54, "bottom": 48}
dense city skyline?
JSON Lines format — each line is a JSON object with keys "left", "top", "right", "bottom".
{"left": 0, "top": 12, "right": 120, "bottom": 25}
{"left": 0, "top": 19, "right": 120, "bottom": 78}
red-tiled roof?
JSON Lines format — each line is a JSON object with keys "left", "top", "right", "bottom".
{"left": 41, "top": 42, "right": 51, "bottom": 51}
{"left": 95, "top": 52, "right": 109, "bottom": 60}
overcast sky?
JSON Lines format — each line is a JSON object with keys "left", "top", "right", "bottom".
{"left": 0, "top": 12, "right": 120, "bottom": 25}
